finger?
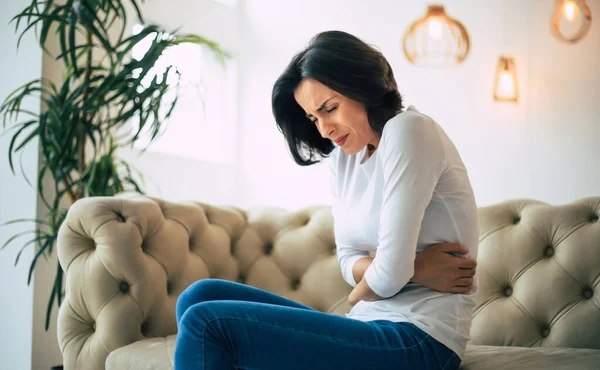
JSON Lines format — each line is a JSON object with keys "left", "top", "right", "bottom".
{"left": 458, "top": 268, "right": 476, "bottom": 278}
{"left": 439, "top": 243, "right": 468, "bottom": 254}
{"left": 454, "top": 277, "right": 473, "bottom": 287}
{"left": 450, "top": 286, "right": 471, "bottom": 294}
{"left": 459, "top": 258, "right": 477, "bottom": 269}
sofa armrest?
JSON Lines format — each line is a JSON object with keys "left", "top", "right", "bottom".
{"left": 56, "top": 194, "right": 246, "bottom": 370}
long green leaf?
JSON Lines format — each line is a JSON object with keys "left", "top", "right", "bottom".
{"left": 36, "top": 164, "right": 51, "bottom": 210}
{"left": 7, "top": 122, "right": 38, "bottom": 174}
{"left": 14, "top": 237, "right": 43, "bottom": 267}
{"left": 78, "top": 1, "right": 114, "bottom": 57}
{"left": 14, "top": 125, "right": 41, "bottom": 152}
{"left": 55, "top": 43, "right": 96, "bottom": 61}
{"left": 112, "top": 0, "right": 127, "bottom": 47}
{"left": 0, "top": 119, "right": 36, "bottom": 139}
{"left": 46, "top": 260, "right": 63, "bottom": 330}
{"left": 40, "top": 2, "right": 64, "bottom": 52}
{"left": 1, "top": 230, "right": 37, "bottom": 251}
{"left": 68, "top": 10, "right": 79, "bottom": 75}
{"left": 14, "top": 11, "right": 70, "bottom": 50}
{"left": 27, "top": 235, "right": 55, "bottom": 285}
{"left": 128, "top": 0, "right": 144, "bottom": 23}
{"left": 0, "top": 218, "right": 50, "bottom": 227}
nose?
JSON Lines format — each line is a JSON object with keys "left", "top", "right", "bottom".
{"left": 317, "top": 120, "right": 335, "bottom": 139}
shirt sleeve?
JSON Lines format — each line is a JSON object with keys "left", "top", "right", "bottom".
{"left": 363, "top": 114, "right": 446, "bottom": 298}
{"left": 329, "top": 148, "right": 370, "bottom": 287}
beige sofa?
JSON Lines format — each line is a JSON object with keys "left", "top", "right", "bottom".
{"left": 56, "top": 195, "right": 600, "bottom": 369}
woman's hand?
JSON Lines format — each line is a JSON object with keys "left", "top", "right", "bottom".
{"left": 411, "top": 243, "right": 476, "bottom": 293}
{"left": 348, "top": 276, "right": 383, "bottom": 306}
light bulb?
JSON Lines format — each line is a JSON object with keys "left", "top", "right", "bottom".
{"left": 551, "top": 0, "right": 592, "bottom": 43}
{"left": 428, "top": 18, "right": 443, "bottom": 39}
{"left": 499, "top": 71, "right": 514, "bottom": 96}
{"left": 563, "top": 0, "right": 578, "bottom": 20}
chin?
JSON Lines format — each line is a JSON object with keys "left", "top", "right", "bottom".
{"left": 341, "top": 146, "right": 361, "bottom": 155}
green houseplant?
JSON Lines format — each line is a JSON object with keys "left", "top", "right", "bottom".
{"left": 1, "top": 0, "right": 227, "bottom": 330}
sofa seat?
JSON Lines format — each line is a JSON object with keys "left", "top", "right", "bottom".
{"left": 106, "top": 335, "right": 600, "bottom": 370}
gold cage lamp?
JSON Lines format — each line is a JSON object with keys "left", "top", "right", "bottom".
{"left": 551, "top": 0, "right": 592, "bottom": 44}
{"left": 493, "top": 56, "right": 519, "bottom": 103}
{"left": 402, "top": 5, "right": 470, "bottom": 66}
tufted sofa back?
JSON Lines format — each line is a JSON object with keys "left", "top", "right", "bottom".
{"left": 56, "top": 195, "right": 600, "bottom": 369}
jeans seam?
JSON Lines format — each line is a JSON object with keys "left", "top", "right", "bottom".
{"left": 202, "top": 316, "right": 431, "bottom": 351}
{"left": 441, "top": 353, "right": 456, "bottom": 370}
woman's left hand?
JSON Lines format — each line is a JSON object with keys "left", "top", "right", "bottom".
{"left": 348, "top": 277, "right": 384, "bottom": 306}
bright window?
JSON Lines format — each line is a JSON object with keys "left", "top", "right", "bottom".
{"left": 212, "top": 0, "right": 238, "bottom": 7}
{"left": 130, "top": 24, "right": 237, "bottom": 164}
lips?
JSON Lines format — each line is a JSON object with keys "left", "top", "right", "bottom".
{"left": 334, "top": 134, "right": 349, "bottom": 146}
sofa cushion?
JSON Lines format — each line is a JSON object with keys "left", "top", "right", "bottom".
{"left": 106, "top": 337, "right": 600, "bottom": 370}
{"left": 461, "top": 345, "right": 600, "bottom": 369}
{"left": 106, "top": 336, "right": 176, "bottom": 370}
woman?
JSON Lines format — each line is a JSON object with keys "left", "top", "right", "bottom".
{"left": 174, "top": 30, "right": 478, "bottom": 370}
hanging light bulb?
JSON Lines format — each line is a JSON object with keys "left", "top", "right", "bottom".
{"left": 551, "top": 0, "right": 592, "bottom": 44}
{"left": 493, "top": 57, "right": 518, "bottom": 103}
{"left": 402, "top": 5, "right": 470, "bottom": 67}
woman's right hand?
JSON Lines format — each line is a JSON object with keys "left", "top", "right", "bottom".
{"left": 411, "top": 243, "right": 477, "bottom": 294}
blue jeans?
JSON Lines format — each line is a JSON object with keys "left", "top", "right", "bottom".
{"left": 175, "top": 279, "right": 461, "bottom": 370}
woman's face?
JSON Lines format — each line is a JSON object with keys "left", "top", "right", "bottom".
{"left": 294, "top": 79, "right": 379, "bottom": 155}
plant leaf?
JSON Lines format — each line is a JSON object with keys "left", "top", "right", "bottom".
{"left": 68, "top": 9, "right": 79, "bottom": 75}
{"left": 27, "top": 234, "right": 55, "bottom": 285}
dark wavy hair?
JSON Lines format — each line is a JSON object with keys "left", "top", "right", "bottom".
{"left": 272, "top": 30, "right": 403, "bottom": 166}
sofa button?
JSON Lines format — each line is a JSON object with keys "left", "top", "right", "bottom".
{"left": 544, "top": 246, "right": 555, "bottom": 257}
{"left": 590, "top": 215, "right": 599, "bottom": 223}
{"left": 119, "top": 281, "right": 130, "bottom": 293}
{"left": 513, "top": 216, "right": 521, "bottom": 224}
{"left": 291, "top": 279, "right": 301, "bottom": 290}
{"left": 583, "top": 289, "right": 593, "bottom": 299}
{"left": 541, "top": 328, "right": 550, "bottom": 337}
{"left": 264, "top": 242, "right": 274, "bottom": 256}
{"left": 503, "top": 287, "right": 513, "bottom": 297}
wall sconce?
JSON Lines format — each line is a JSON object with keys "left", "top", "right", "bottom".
{"left": 551, "top": 0, "right": 592, "bottom": 44}
{"left": 402, "top": 5, "right": 470, "bottom": 66}
{"left": 493, "top": 56, "right": 518, "bottom": 103}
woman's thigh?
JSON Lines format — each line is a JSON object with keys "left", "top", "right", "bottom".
{"left": 176, "top": 278, "right": 316, "bottom": 323}
{"left": 175, "top": 300, "right": 459, "bottom": 370}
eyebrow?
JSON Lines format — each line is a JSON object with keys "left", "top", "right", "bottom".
{"left": 305, "top": 98, "right": 333, "bottom": 119}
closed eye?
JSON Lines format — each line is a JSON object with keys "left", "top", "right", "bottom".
{"left": 308, "top": 105, "right": 337, "bottom": 123}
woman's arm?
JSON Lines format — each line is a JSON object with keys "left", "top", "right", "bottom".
{"left": 351, "top": 256, "right": 374, "bottom": 284}
{"left": 348, "top": 243, "right": 477, "bottom": 305}
{"left": 350, "top": 243, "right": 476, "bottom": 292}
{"left": 352, "top": 115, "right": 448, "bottom": 302}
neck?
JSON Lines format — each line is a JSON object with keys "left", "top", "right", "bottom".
{"left": 368, "top": 133, "right": 380, "bottom": 152}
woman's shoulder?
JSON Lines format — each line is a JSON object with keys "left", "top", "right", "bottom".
{"left": 380, "top": 106, "right": 439, "bottom": 148}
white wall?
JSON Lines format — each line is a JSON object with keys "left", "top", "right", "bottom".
{"left": 236, "top": 0, "right": 600, "bottom": 210}
{"left": 0, "top": 0, "right": 41, "bottom": 368}
{"left": 116, "top": 0, "right": 243, "bottom": 207}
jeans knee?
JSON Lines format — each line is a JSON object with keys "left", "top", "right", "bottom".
{"left": 176, "top": 279, "right": 225, "bottom": 323}
{"left": 177, "top": 301, "right": 224, "bottom": 339}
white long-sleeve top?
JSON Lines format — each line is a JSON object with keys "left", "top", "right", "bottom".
{"left": 330, "top": 106, "right": 479, "bottom": 359}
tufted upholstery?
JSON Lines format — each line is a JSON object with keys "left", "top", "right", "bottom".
{"left": 56, "top": 195, "right": 600, "bottom": 369}
{"left": 472, "top": 198, "right": 600, "bottom": 349}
